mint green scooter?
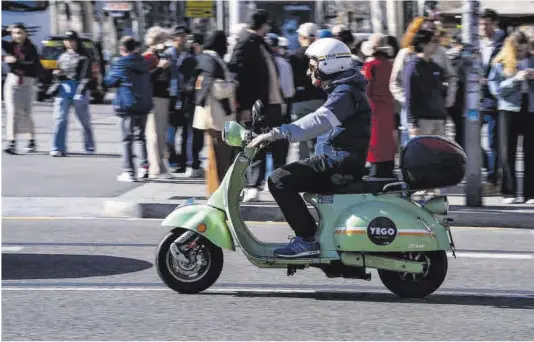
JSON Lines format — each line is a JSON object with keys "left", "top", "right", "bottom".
{"left": 156, "top": 117, "right": 466, "bottom": 298}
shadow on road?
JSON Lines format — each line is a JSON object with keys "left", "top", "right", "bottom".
{"left": 203, "top": 291, "right": 534, "bottom": 310}
{"left": 4, "top": 151, "right": 122, "bottom": 158}
{"left": 2, "top": 253, "right": 153, "bottom": 280}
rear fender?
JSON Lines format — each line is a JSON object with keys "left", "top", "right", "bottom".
{"left": 332, "top": 198, "right": 450, "bottom": 252}
{"left": 161, "top": 199, "right": 235, "bottom": 251}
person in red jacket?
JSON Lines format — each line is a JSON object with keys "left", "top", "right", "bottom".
{"left": 361, "top": 33, "right": 396, "bottom": 178}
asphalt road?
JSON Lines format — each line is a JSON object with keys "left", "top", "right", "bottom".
{"left": 2, "top": 218, "right": 533, "bottom": 340}
{"left": 1, "top": 102, "right": 142, "bottom": 197}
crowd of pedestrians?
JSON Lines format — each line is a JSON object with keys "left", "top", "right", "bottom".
{"left": 2, "top": 7, "right": 533, "bottom": 203}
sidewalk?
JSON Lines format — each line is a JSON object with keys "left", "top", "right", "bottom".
{"left": 2, "top": 102, "right": 533, "bottom": 228}
{"left": 100, "top": 177, "right": 534, "bottom": 228}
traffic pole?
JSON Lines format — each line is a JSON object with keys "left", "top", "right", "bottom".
{"left": 462, "top": 0, "right": 483, "bottom": 207}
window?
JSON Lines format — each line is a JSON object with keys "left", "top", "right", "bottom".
{"left": 40, "top": 46, "right": 64, "bottom": 60}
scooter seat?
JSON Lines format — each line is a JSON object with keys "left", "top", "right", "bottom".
{"left": 318, "top": 178, "right": 398, "bottom": 195}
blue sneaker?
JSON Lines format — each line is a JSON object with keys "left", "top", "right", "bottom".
{"left": 274, "top": 237, "right": 320, "bottom": 258}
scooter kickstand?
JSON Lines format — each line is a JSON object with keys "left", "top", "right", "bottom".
{"left": 287, "top": 265, "right": 297, "bottom": 276}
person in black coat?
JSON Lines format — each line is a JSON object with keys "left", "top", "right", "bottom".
{"left": 229, "top": 9, "right": 286, "bottom": 202}
{"left": 228, "top": 9, "right": 273, "bottom": 123}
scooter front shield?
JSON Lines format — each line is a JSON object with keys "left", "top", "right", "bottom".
{"left": 161, "top": 198, "right": 235, "bottom": 251}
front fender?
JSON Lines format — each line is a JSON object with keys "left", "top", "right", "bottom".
{"left": 161, "top": 200, "right": 235, "bottom": 251}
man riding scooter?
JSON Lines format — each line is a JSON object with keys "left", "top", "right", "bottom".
{"left": 248, "top": 38, "right": 372, "bottom": 258}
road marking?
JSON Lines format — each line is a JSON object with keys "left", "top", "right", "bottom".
{"left": 2, "top": 287, "right": 532, "bottom": 299}
{"left": 1, "top": 246, "right": 24, "bottom": 252}
{"left": 449, "top": 252, "right": 533, "bottom": 260}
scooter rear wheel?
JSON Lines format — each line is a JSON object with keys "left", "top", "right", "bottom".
{"left": 378, "top": 250, "right": 448, "bottom": 298}
{"left": 156, "top": 228, "right": 223, "bottom": 294}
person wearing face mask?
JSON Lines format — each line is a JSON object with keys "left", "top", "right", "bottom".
{"left": 2, "top": 23, "right": 41, "bottom": 155}
{"left": 49, "top": 30, "right": 95, "bottom": 157}
{"left": 488, "top": 30, "right": 534, "bottom": 204}
{"left": 192, "top": 30, "right": 237, "bottom": 195}
{"left": 247, "top": 38, "right": 372, "bottom": 257}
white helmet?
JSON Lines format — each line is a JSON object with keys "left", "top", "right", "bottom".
{"left": 305, "top": 38, "right": 352, "bottom": 76}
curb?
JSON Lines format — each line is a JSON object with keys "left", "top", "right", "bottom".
{"left": 103, "top": 200, "right": 534, "bottom": 228}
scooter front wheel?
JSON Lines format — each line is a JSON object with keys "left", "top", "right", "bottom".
{"left": 378, "top": 250, "right": 448, "bottom": 298}
{"left": 156, "top": 228, "right": 223, "bottom": 294}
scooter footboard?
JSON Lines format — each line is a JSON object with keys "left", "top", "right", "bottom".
{"left": 161, "top": 201, "right": 235, "bottom": 251}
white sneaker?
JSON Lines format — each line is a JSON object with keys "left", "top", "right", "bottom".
{"left": 186, "top": 168, "right": 204, "bottom": 178}
{"left": 149, "top": 172, "right": 173, "bottom": 180}
{"left": 49, "top": 150, "right": 66, "bottom": 157}
{"left": 137, "top": 166, "right": 149, "bottom": 179}
{"left": 525, "top": 199, "right": 534, "bottom": 205}
{"left": 117, "top": 172, "right": 135, "bottom": 182}
{"left": 242, "top": 188, "right": 260, "bottom": 202}
{"left": 502, "top": 197, "right": 520, "bottom": 204}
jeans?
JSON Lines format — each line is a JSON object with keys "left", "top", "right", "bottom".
{"left": 268, "top": 154, "right": 364, "bottom": 238}
{"left": 167, "top": 115, "right": 204, "bottom": 170}
{"left": 121, "top": 115, "right": 148, "bottom": 175}
{"left": 399, "top": 106, "right": 410, "bottom": 145}
{"left": 481, "top": 111, "right": 499, "bottom": 184}
{"left": 52, "top": 92, "right": 95, "bottom": 153}
{"left": 245, "top": 104, "right": 289, "bottom": 188}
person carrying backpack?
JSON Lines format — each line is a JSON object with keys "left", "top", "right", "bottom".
{"left": 104, "top": 36, "right": 154, "bottom": 182}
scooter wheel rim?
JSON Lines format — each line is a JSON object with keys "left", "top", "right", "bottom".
{"left": 166, "top": 244, "right": 212, "bottom": 283}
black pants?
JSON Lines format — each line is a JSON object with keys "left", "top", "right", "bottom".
{"left": 121, "top": 115, "right": 148, "bottom": 174}
{"left": 245, "top": 104, "right": 289, "bottom": 188}
{"left": 448, "top": 105, "right": 464, "bottom": 149}
{"left": 209, "top": 129, "right": 237, "bottom": 182}
{"left": 168, "top": 111, "right": 204, "bottom": 170}
{"left": 368, "top": 161, "right": 395, "bottom": 178}
{"left": 268, "top": 155, "right": 364, "bottom": 238}
{"left": 499, "top": 97, "right": 534, "bottom": 200}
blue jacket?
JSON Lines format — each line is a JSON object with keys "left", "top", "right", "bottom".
{"left": 480, "top": 30, "right": 506, "bottom": 111}
{"left": 274, "top": 69, "right": 372, "bottom": 169}
{"left": 104, "top": 53, "right": 153, "bottom": 115}
{"left": 488, "top": 57, "right": 534, "bottom": 113}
